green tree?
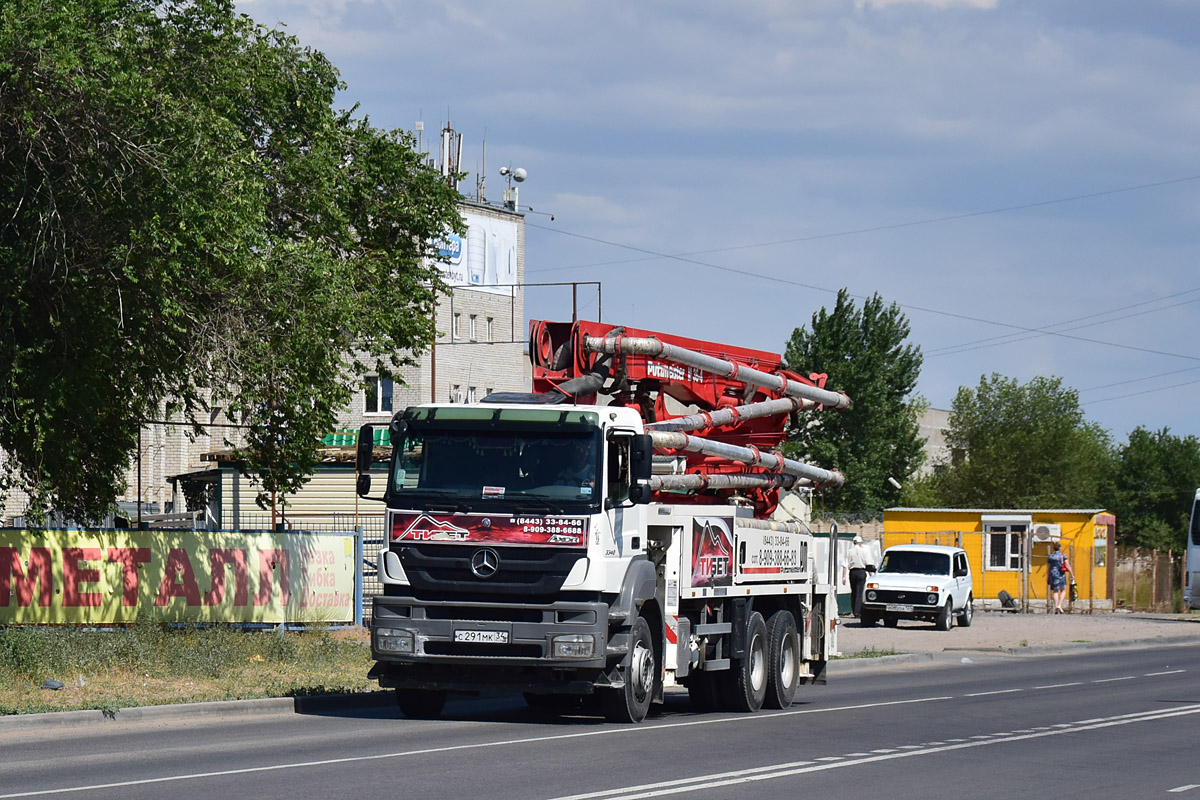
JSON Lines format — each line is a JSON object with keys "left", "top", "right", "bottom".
{"left": 936, "top": 374, "right": 1110, "bottom": 508}
{"left": 0, "top": 0, "right": 461, "bottom": 521}
{"left": 1106, "top": 427, "right": 1200, "bottom": 549}
{"left": 783, "top": 289, "right": 925, "bottom": 513}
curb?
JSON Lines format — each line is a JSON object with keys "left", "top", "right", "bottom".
{"left": 0, "top": 691, "right": 394, "bottom": 732}
{"left": 831, "top": 633, "right": 1200, "bottom": 673}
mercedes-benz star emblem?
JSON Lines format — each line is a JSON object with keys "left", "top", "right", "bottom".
{"left": 470, "top": 548, "right": 500, "bottom": 579}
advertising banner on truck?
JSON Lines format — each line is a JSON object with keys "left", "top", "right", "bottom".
{"left": 390, "top": 513, "right": 589, "bottom": 547}
{"left": 0, "top": 529, "right": 355, "bottom": 625}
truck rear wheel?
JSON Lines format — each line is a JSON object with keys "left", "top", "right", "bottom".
{"left": 396, "top": 689, "right": 446, "bottom": 719}
{"left": 724, "top": 611, "right": 768, "bottom": 713}
{"left": 600, "top": 615, "right": 656, "bottom": 723}
{"left": 764, "top": 611, "right": 799, "bottom": 709}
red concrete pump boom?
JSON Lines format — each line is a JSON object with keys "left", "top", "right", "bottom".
{"left": 527, "top": 319, "right": 849, "bottom": 517}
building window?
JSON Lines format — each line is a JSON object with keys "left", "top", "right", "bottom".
{"left": 364, "top": 376, "right": 393, "bottom": 415}
{"left": 452, "top": 313, "right": 461, "bottom": 339}
{"left": 486, "top": 317, "right": 494, "bottom": 341}
{"left": 985, "top": 525, "right": 1025, "bottom": 570}
{"left": 467, "top": 386, "right": 477, "bottom": 403}
{"left": 485, "top": 387, "right": 493, "bottom": 399}
{"left": 469, "top": 314, "right": 477, "bottom": 341}
{"left": 451, "top": 384, "right": 461, "bottom": 403}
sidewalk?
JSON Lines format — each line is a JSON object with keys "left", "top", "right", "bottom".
{"left": 835, "top": 608, "right": 1200, "bottom": 661}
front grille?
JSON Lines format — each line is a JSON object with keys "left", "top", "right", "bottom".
{"left": 424, "top": 641, "right": 544, "bottom": 658}
{"left": 869, "top": 589, "right": 935, "bottom": 605}
{"left": 397, "top": 544, "right": 581, "bottom": 596}
{"left": 424, "top": 605, "right": 544, "bottom": 623}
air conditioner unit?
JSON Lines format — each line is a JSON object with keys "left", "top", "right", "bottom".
{"left": 1032, "top": 523, "right": 1061, "bottom": 542}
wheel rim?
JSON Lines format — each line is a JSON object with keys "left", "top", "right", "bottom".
{"left": 779, "top": 632, "right": 796, "bottom": 689}
{"left": 964, "top": 600, "right": 973, "bottom": 622}
{"left": 749, "top": 633, "right": 766, "bottom": 692}
{"left": 631, "top": 640, "right": 654, "bottom": 703}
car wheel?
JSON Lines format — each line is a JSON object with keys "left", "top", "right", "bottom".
{"left": 935, "top": 599, "right": 953, "bottom": 631}
{"left": 882, "top": 615, "right": 899, "bottom": 628}
{"left": 860, "top": 610, "right": 878, "bottom": 627}
{"left": 957, "top": 595, "right": 974, "bottom": 628}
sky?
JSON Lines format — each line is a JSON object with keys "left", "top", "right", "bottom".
{"left": 240, "top": 0, "right": 1200, "bottom": 446}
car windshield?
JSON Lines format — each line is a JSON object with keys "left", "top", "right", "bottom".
{"left": 880, "top": 551, "right": 951, "bottom": 576}
{"left": 391, "top": 423, "right": 600, "bottom": 511}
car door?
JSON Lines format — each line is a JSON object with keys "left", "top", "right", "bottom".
{"left": 953, "top": 552, "right": 970, "bottom": 609}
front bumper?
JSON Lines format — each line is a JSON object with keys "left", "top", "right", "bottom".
{"left": 371, "top": 594, "right": 611, "bottom": 677}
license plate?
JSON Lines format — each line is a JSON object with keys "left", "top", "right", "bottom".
{"left": 886, "top": 603, "right": 914, "bottom": 613}
{"left": 454, "top": 629, "right": 510, "bottom": 644}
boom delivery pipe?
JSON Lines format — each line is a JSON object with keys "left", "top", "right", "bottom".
{"left": 584, "top": 335, "right": 850, "bottom": 410}
{"left": 646, "top": 396, "right": 813, "bottom": 433}
{"left": 648, "top": 430, "right": 845, "bottom": 489}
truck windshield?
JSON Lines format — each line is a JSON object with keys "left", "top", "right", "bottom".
{"left": 880, "top": 551, "right": 950, "bottom": 576}
{"left": 391, "top": 423, "right": 601, "bottom": 510}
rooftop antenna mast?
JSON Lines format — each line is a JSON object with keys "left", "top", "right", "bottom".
{"left": 440, "top": 119, "right": 463, "bottom": 191}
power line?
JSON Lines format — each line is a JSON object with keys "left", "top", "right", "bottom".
{"left": 926, "top": 295, "right": 1200, "bottom": 359}
{"left": 528, "top": 173, "right": 1200, "bottom": 274}
{"left": 926, "top": 287, "right": 1200, "bottom": 356}
{"left": 523, "top": 175, "right": 1200, "bottom": 363}
{"left": 1082, "top": 375, "right": 1200, "bottom": 406}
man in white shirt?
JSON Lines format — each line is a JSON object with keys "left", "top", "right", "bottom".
{"left": 846, "top": 535, "right": 875, "bottom": 618}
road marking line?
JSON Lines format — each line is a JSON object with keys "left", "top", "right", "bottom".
{"left": 543, "top": 704, "right": 1200, "bottom": 800}
{"left": 1168, "top": 784, "right": 1200, "bottom": 793}
{"left": 871, "top": 748, "right": 897, "bottom": 754}
{"left": 1033, "top": 682, "right": 1082, "bottom": 689}
{"left": 1146, "top": 670, "right": 1186, "bottom": 677}
{"left": 0, "top": 696, "right": 950, "bottom": 800}
{"left": 1092, "top": 676, "right": 1136, "bottom": 683}
{"left": 815, "top": 757, "right": 844, "bottom": 762}
{"left": 965, "top": 688, "right": 1023, "bottom": 697}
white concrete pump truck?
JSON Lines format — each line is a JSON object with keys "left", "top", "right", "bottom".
{"left": 355, "top": 320, "right": 850, "bottom": 722}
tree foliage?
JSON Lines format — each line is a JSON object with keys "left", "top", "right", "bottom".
{"left": 0, "top": 0, "right": 462, "bottom": 520}
{"left": 1106, "top": 427, "right": 1200, "bottom": 550}
{"left": 783, "top": 289, "right": 925, "bottom": 513}
{"left": 935, "top": 374, "right": 1110, "bottom": 508}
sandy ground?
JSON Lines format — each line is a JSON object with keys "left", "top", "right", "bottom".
{"left": 836, "top": 609, "right": 1200, "bottom": 655}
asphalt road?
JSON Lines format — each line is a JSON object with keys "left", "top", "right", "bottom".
{"left": 3, "top": 644, "right": 1199, "bottom": 800}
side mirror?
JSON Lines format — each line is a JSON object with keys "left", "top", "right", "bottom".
{"left": 628, "top": 433, "right": 654, "bottom": 504}
{"left": 356, "top": 424, "right": 374, "bottom": 474}
{"left": 356, "top": 473, "right": 371, "bottom": 497}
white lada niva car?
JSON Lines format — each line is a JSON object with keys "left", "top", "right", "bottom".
{"left": 860, "top": 544, "right": 973, "bottom": 630}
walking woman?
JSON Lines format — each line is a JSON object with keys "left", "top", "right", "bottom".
{"left": 1047, "top": 542, "right": 1072, "bottom": 614}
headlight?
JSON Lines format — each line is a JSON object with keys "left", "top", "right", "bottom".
{"left": 926, "top": 593, "right": 938, "bottom": 605}
{"left": 552, "top": 634, "right": 595, "bottom": 659}
{"left": 866, "top": 590, "right": 877, "bottom": 601}
{"left": 375, "top": 628, "right": 415, "bottom": 654}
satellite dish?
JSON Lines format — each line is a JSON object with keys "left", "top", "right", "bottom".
{"left": 512, "top": 167, "right": 527, "bottom": 182}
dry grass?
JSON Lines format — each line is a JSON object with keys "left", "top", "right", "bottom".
{"left": 0, "top": 623, "right": 378, "bottom": 716}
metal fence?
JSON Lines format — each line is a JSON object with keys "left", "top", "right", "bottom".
{"left": 1112, "top": 547, "right": 1182, "bottom": 612}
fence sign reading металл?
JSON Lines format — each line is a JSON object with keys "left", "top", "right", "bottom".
{"left": 0, "top": 530, "right": 354, "bottom": 624}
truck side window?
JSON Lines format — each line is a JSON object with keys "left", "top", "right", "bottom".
{"left": 607, "top": 436, "right": 631, "bottom": 504}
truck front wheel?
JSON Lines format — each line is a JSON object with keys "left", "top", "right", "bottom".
{"left": 764, "top": 610, "right": 799, "bottom": 710}
{"left": 601, "top": 615, "right": 656, "bottom": 723}
{"left": 396, "top": 689, "right": 446, "bottom": 719}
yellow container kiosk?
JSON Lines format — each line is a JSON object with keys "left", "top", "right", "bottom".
{"left": 883, "top": 508, "right": 1115, "bottom": 612}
